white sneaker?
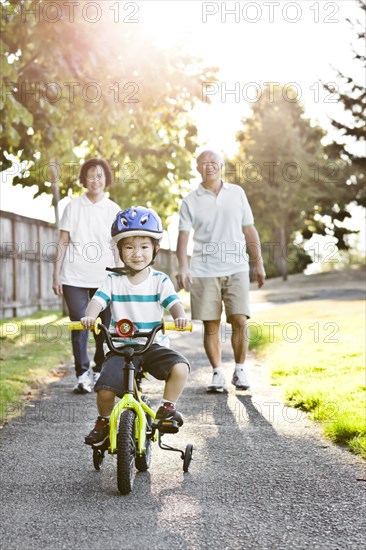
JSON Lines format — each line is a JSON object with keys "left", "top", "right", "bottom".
{"left": 207, "top": 370, "right": 227, "bottom": 393}
{"left": 73, "top": 371, "right": 92, "bottom": 394}
{"left": 93, "top": 371, "right": 101, "bottom": 385}
{"left": 231, "top": 368, "right": 250, "bottom": 390}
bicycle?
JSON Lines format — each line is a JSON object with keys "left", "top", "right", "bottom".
{"left": 69, "top": 317, "right": 193, "bottom": 495}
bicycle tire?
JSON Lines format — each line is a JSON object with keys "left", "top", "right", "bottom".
{"left": 117, "top": 409, "right": 136, "bottom": 495}
{"left": 183, "top": 443, "right": 193, "bottom": 473}
{"left": 135, "top": 395, "right": 152, "bottom": 472}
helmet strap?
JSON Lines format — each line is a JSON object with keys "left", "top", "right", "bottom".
{"left": 106, "top": 255, "right": 156, "bottom": 277}
{"left": 106, "top": 265, "right": 148, "bottom": 276}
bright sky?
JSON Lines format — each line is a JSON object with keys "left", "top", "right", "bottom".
{"left": 140, "top": 0, "right": 364, "bottom": 150}
{"left": 0, "top": 0, "right": 364, "bottom": 251}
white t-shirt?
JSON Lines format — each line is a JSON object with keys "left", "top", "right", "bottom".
{"left": 178, "top": 182, "right": 254, "bottom": 277}
{"left": 93, "top": 268, "right": 181, "bottom": 345}
{"left": 60, "top": 193, "right": 120, "bottom": 288}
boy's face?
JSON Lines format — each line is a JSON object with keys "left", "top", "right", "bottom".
{"left": 120, "top": 236, "right": 156, "bottom": 270}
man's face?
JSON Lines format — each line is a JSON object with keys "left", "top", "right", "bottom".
{"left": 196, "top": 152, "right": 222, "bottom": 182}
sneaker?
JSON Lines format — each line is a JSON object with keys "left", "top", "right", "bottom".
{"left": 207, "top": 370, "right": 227, "bottom": 393}
{"left": 153, "top": 403, "right": 184, "bottom": 432}
{"left": 85, "top": 416, "right": 109, "bottom": 446}
{"left": 231, "top": 368, "right": 250, "bottom": 390}
{"left": 93, "top": 371, "right": 101, "bottom": 385}
{"left": 73, "top": 371, "right": 92, "bottom": 394}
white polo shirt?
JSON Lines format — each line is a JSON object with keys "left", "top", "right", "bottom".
{"left": 60, "top": 193, "right": 120, "bottom": 288}
{"left": 178, "top": 182, "right": 254, "bottom": 277}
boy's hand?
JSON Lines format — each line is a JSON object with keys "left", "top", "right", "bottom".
{"left": 80, "top": 316, "right": 96, "bottom": 329}
{"left": 174, "top": 317, "right": 188, "bottom": 329}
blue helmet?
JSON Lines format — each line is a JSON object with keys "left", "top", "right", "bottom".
{"left": 111, "top": 206, "right": 164, "bottom": 244}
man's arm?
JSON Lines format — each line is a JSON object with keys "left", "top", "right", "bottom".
{"left": 243, "top": 225, "right": 266, "bottom": 288}
{"left": 176, "top": 230, "right": 193, "bottom": 290}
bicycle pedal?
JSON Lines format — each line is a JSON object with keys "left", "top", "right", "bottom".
{"left": 89, "top": 437, "right": 110, "bottom": 450}
{"left": 156, "top": 420, "right": 179, "bottom": 434}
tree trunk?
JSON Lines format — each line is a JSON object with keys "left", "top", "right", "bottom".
{"left": 272, "top": 226, "right": 288, "bottom": 281}
{"left": 50, "top": 161, "right": 60, "bottom": 229}
{"left": 49, "top": 159, "right": 67, "bottom": 313}
{"left": 279, "top": 225, "right": 288, "bottom": 281}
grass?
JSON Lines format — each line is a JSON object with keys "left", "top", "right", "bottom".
{"left": 1, "top": 300, "right": 365, "bottom": 460}
{"left": 0, "top": 310, "right": 72, "bottom": 423}
{"left": 249, "top": 299, "right": 366, "bottom": 458}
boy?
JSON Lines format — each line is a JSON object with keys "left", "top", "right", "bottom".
{"left": 81, "top": 206, "right": 190, "bottom": 446}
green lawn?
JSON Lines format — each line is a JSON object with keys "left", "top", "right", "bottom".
{"left": 249, "top": 299, "right": 366, "bottom": 458}
{"left": 0, "top": 310, "right": 72, "bottom": 422}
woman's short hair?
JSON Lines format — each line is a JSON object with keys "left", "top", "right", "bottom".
{"left": 79, "top": 158, "right": 113, "bottom": 187}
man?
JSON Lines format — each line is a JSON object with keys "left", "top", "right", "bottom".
{"left": 176, "top": 150, "right": 265, "bottom": 392}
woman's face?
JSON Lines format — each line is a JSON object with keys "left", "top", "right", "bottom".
{"left": 85, "top": 165, "right": 106, "bottom": 197}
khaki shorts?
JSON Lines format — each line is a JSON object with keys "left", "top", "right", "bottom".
{"left": 190, "top": 271, "right": 250, "bottom": 321}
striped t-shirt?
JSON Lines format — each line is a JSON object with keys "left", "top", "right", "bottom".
{"left": 93, "top": 268, "right": 181, "bottom": 345}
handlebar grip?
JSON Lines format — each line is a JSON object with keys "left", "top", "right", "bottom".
{"left": 162, "top": 321, "right": 193, "bottom": 333}
{"left": 68, "top": 317, "right": 102, "bottom": 335}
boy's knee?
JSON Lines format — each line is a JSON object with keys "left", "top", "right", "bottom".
{"left": 97, "top": 389, "right": 116, "bottom": 400}
{"left": 170, "top": 362, "right": 189, "bottom": 379}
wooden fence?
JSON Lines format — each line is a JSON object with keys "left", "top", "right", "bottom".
{"left": 0, "top": 211, "right": 180, "bottom": 319}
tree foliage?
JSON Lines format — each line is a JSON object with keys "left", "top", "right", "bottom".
{"left": 322, "top": 0, "right": 365, "bottom": 207}
{"left": 234, "top": 85, "right": 350, "bottom": 278}
{"left": 300, "top": 0, "right": 366, "bottom": 251}
{"left": 0, "top": 0, "right": 216, "bottom": 222}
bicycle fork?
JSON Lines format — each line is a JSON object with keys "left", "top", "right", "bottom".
{"left": 109, "top": 358, "right": 156, "bottom": 455}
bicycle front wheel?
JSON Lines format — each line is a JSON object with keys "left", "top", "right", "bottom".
{"left": 117, "top": 409, "right": 136, "bottom": 495}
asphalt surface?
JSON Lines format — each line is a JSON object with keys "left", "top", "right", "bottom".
{"left": 1, "top": 322, "right": 365, "bottom": 550}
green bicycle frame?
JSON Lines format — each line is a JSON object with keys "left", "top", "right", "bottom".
{"left": 109, "top": 390, "right": 156, "bottom": 455}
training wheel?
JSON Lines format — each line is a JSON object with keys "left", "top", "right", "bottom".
{"left": 183, "top": 443, "right": 193, "bottom": 472}
{"left": 93, "top": 448, "right": 104, "bottom": 471}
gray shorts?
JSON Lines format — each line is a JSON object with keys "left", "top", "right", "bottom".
{"left": 94, "top": 343, "right": 190, "bottom": 398}
{"left": 190, "top": 271, "right": 250, "bottom": 321}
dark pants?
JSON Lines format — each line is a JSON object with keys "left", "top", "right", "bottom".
{"left": 63, "top": 285, "right": 111, "bottom": 378}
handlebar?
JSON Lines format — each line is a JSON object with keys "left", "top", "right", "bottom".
{"left": 69, "top": 319, "right": 192, "bottom": 357}
{"left": 161, "top": 321, "right": 193, "bottom": 334}
{"left": 68, "top": 317, "right": 102, "bottom": 335}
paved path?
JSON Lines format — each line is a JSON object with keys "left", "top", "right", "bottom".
{"left": 1, "top": 323, "right": 365, "bottom": 549}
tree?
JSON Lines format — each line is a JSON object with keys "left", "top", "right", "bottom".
{"left": 303, "top": 0, "right": 366, "bottom": 247}
{"left": 0, "top": 0, "right": 216, "bottom": 224}
{"left": 234, "top": 84, "right": 347, "bottom": 279}
{"left": 325, "top": 0, "right": 365, "bottom": 169}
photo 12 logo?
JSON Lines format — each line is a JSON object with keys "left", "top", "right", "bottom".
{"left": 0, "top": 1, "right": 140, "bottom": 24}
{"left": 202, "top": 81, "right": 340, "bottom": 104}
{"left": 1, "top": 81, "right": 140, "bottom": 105}
{"left": 201, "top": 2, "right": 340, "bottom": 24}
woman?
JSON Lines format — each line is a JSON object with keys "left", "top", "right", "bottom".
{"left": 53, "top": 158, "right": 121, "bottom": 393}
